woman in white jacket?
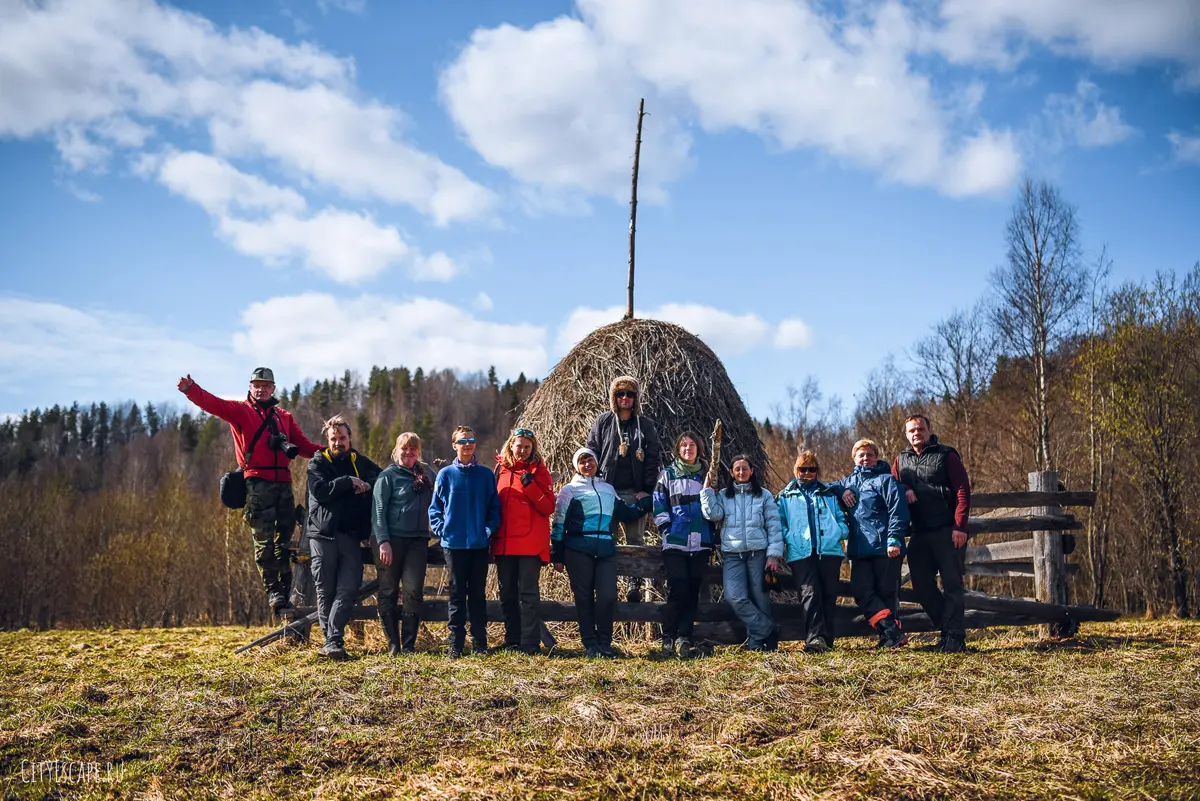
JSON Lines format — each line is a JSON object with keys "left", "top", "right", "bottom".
{"left": 700, "top": 454, "right": 784, "bottom": 651}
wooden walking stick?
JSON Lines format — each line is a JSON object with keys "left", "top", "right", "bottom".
{"left": 707, "top": 419, "right": 723, "bottom": 488}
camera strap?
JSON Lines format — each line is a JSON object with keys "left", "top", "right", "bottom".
{"left": 240, "top": 409, "right": 276, "bottom": 470}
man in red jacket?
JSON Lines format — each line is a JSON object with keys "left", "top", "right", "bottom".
{"left": 177, "top": 367, "right": 321, "bottom": 612}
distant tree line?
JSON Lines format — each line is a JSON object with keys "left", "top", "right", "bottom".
{"left": 2, "top": 177, "right": 1198, "bottom": 628}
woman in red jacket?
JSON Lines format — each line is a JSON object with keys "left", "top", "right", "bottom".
{"left": 493, "top": 427, "right": 556, "bottom": 654}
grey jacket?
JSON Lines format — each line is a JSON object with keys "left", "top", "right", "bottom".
{"left": 700, "top": 485, "right": 784, "bottom": 558}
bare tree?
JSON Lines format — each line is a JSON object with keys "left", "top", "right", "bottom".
{"left": 854, "top": 354, "right": 914, "bottom": 462}
{"left": 991, "top": 177, "right": 1087, "bottom": 471}
{"left": 911, "top": 302, "right": 996, "bottom": 470}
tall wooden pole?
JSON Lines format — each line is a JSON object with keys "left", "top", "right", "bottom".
{"left": 625, "top": 98, "right": 645, "bottom": 320}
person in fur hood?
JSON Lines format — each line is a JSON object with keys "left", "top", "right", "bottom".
{"left": 586, "top": 376, "right": 662, "bottom": 601}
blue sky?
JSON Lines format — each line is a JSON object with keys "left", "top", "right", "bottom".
{"left": 1, "top": 0, "right": 1198, "bottom": 421}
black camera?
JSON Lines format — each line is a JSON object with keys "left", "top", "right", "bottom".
{"left": 268, "top": 432, "right": 299, "bottom": 459}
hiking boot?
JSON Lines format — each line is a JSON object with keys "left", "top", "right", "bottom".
{"left": 584, "top": 645, "right": 602, "bottom": 658}
{"left": 447, "top": 643, "right": 464, "bottom": 660}
{"left": 597, "top": 645, "right": 621, "bottom": 659}
{"left": 269, "top": 592, "right": 292, "bottom": 613}
{"left": 519, "top": 645, "right": 540, "bottom": 656}
{"left": 317, "top": 643, "right": 347, "bottom": 660}
{"left": 471, "top": 639, "right": 489, "bottom": 656}
{"left": 804, "top": 638, "right": 829, "bottom": 654}
{"left": 877, "top": 617, "right": 908, "bottom": 648}
{"left": 941, "top": 633, "right": 971, "bottom": 654}
{"left": 918, "top": 637, "right": 947, "bottom": 652}
{"left": 674, "top": 638, "right": 693, "bottom": 659}
{"left": 661, "top": 638, "right": 676, "bottom": 658}
{"left": 764, "top": 626, "right": 780, "bottom": 652}
{"left": 495, "top": 642, "right": 522, "bottom": 654}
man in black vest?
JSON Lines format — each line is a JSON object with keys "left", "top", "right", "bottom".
{"left": 307, "top": 414, "right": 382, "bottom": 659}
{"left": 893, "top": 414, "right": 972, "bottom": 653}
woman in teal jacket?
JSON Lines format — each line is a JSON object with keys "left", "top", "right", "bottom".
{"left": 777, "top": 449, "right": 848, "bottom": 652}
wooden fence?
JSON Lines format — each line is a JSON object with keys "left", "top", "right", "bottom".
{"left": 250, "top": 472, "right": 1118, "bottom": 651}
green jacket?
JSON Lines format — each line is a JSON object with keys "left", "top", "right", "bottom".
{"left": 371, "top": 461, "right": 436, "bottom": 544}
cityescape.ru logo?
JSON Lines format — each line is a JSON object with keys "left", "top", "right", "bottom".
{"left": 20, "top": 760, "right": 127, "bottom": 784}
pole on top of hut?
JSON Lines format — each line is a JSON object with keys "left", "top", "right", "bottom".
{"left": 625, "top": 98, "right": 645, "bottom": 321}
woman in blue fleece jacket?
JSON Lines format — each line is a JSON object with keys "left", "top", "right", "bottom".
{"left": 832, "top": 438, "right": 910, "bottom": 648}
{"left": 429, "top": 425, "right": 501, "bottom": 658}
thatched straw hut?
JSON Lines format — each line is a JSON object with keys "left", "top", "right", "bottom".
{"left": 518, "top": 318, "right": 767, "bottom": 486}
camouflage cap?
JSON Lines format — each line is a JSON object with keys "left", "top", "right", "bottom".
{"left": 250, "top": 367, "right": 275, "bottom": 383}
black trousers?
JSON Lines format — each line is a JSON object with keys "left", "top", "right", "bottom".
{"left": 376, "top": 537, "right": 428, "bottom": 616}
{"left": 849, "top": 556, "right": 902, "bottom": 623}
{"left": 495, "top": 555, "right": 543, "bottom": 650}
{"left": 445, "top": 547, "right": 489, "bottom": 648}
{"left": 376, "top": 537, "right": 428, "bottom": 650}
{"left": 663, "top": 550, "right": 710, "bottom": 641}
{"left": 564, "top": 549, "right": 617, "bottom": 650}
{"left": 908, "top": 527, "right": 966, "bottom": 637}
{"left": 790, "top": 554, "right": 843, "bottom": 646}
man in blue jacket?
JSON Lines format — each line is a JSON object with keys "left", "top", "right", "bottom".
{"left": 429, "top": 425, "right": 502, "bottom": 658}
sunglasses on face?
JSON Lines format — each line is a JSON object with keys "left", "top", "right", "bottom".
{"left": 455, "top": 438, "right": 476, "bottom": 445}
{"left": 798, "top": 466, "right": 819, "bottom": 474}
{"left": 615, "top": 391, "right": 636, "bottom": 399}
{"left": 513, "top": 428, "right": 534, "bottom": 439}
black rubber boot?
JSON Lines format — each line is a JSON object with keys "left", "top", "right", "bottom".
{"left": 379, "top": 611, "right": 401, "bottom": 657}
{"left": 400, "top": 613, "right": 420, "bottom": 653}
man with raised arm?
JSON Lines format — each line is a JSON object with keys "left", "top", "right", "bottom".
{"left": 177, "top": 368, "right": 321, "bottom": 612}
{"left": 893, "top": 414, "right": 972, "bottom": 653}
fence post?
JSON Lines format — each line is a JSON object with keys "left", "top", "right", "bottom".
{"left": 1029, "top": 470, "right": 1069, "bottom": 637}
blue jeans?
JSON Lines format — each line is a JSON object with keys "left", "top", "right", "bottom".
{"left": 722, "top": 549, "right": 775, "bottom": 647}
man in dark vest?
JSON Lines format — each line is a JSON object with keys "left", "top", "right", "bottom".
{"left": 893, "top": 414, "right": 972, "bottom": 653}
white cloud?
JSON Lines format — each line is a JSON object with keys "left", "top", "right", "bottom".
{"left": 139, "top": 151, "right": 428, "bottom": 283}
{"left": 1167, "top": 131, "right": 1200, "bottom": 165}
{"left": 233, "top": 294, "right": 547, "bottom": 380}
{"left": 210, "top": 82, "right": 494, "bottom": 225}
{"left": 474, "top": 292, "right": 494, "bottom": 311}
{"left": 149, "top": 150, "right": 306, "bottom": 215}
{"left": 440, "top": 17, "right": 692, "bottom": 203}
{"left": 774, "top": 318, "right": 815, "bottom": 349}
{"left": 441, "top": 0, "right": 1021, "bottom": 200}
{"left": 318, "top": 0, "right": 367, "bottom": 14}
{"left": 556, "top": 303, "right": 776, "bottom": 357}
{"left": 218, "top": 210, "right": 409, "bottom": 284}
{"left": 0, "top": 0, "right": 493, "bottom": 224}
{"left": 1040, "top": 80, "right": 1137, "bottom": 150}
{"left": 0, "top": 296, "right": 232, "bottom": 405}
{"left": 931, "top": 0, "right": 1200, "bottom": 84}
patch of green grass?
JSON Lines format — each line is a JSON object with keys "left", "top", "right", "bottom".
{"left": 1, "top": 622, "right": 1199, "bottom": 799}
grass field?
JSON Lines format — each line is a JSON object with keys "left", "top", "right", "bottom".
{"left": 2, "top": 621, "right": 1198, "bottom": 799}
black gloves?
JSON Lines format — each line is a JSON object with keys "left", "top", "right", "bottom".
{"left": 520, "top": 471, "right": 535, "bottom": 487}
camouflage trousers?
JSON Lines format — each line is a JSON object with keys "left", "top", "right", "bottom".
{"left": 244, "top": 478, "right": 297, "bottom": 595}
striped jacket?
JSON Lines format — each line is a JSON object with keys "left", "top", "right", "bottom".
{"left": 654, "top": 461, "right": 716, "bottom": 552}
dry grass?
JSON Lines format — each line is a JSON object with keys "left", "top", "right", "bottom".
{"left": 2, "top": 621, "right": 1199, "bottom": 799}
